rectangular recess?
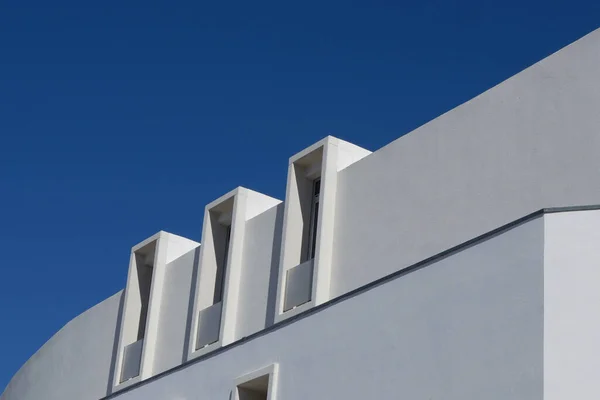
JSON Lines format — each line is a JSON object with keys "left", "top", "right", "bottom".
{"left": 234, "top": 364, "right": 278, "bottom": 400}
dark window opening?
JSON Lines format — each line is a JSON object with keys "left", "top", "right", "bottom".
{"left": 307, "top": 177, "right": 321, "bottom": 260}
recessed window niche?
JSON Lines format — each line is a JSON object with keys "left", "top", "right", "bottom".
{"left": 194, "top": 196, "right": 234, "bottom": 352}
{"left": 233, "top": 364, "right": 279, "bottom": 400}
{"left": 188, "top": 187, "right": 281, "bottom": 361}
{"left": 276, "top": 136, "right": 371, "bottom": 322}
{"left": 117, "top": 239, "right": 157, "bottom": 385}
{"left": 113, "top": 231, "right": 199, "bottom": 391}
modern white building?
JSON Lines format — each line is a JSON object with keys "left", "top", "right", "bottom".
{"left": 4, "top": 27, "right": 600, "bottom": 400}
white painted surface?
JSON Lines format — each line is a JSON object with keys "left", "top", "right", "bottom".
{"left": 113, "top": 232, "right": 199, "bottom": 390}
{"left": 276, "top": 137, "right": 370, "bottom": 324}
{"left": 237, "top": 204, "right": 283, "bottom": 339}
{"left": 0, "top": 292, "right": 123, "bottom": 400}
{"left": 6, "top": 27, "right": 600, "bottom": 400}
{"left": 189, "top": 188, "right": 282, "bottom": 361}
{"left": 544, "top": 210, "right": 600, "bottom": 400}
{"left": 332, "top": 27, "right": 600, "bottom": 298}
{"left": 136, "top": 235, "right": 167, "bottom": 381}
{"left": 277, "top": 148, "right": 321, "bottom": 299}
{"left": 109, "top": 217, "right": 544, "bottom": 400}
{"left": 222, "top": 189, "right": 281, "bottom": 346}
{"left": 1, "top": 214, "right": 547, "bottom": 400}
{"left": 152, "top": 247, "right": 198, "bottom": 375}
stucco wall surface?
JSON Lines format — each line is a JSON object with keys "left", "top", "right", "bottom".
{"left": 544, "top": 210, "right": 600, "bottom": 400}
{"left": 153, "top": 247, "right": 199, "bottom": 375}
{"left": 1, "top": 291, "right": 123, "bottom": 400}
{"left": 332, "top": 28, "right": 600, "bottom": 297}
{"left": 5, "top": 26, "right": 600, "bottom": 400}
{"left": 112, "top": 216, "right": 544, "bottom": 400}
{"left": 236, "top": 204, "right": 283, "bottom": 340}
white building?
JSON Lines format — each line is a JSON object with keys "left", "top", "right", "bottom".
{"left": 4, "top": 27, "right": 600, "bottom": 400}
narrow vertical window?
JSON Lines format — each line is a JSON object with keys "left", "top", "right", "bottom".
{"left": 307, "top": 178, "right": 320, "bottom": 260}
{"left": 195, "top": 199, "right": 234, "bottom": 351}
{"left": 280, "top": 147, "right": 323, "bottom": 314}
{"left": 214, "top": 224, "right": 231, "bottom": 303}
{"left": 283, "top": 177, "right": 319, "bottom": 312}
{"left": 135, "top": 252, "right": 154, "bottom": 340}
{"left": 120, "top": 241, "right": 156, "bottom": 383}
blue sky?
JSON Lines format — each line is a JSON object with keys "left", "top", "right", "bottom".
{"left": 1, "top": 0, "right": 599, "bottom": 389}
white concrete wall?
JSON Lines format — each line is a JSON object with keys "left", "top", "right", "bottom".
{"left": 275, "top": 137, "right": 370, "bottom": 324}
{"left": 0, "top": 291, "right": 123, "bottom": 400}
{"left": 544, "top": 210, "right": 600, "bottom": 400}
{"left": 113, "top": 232, "right": 199, "bottom": 390}
{"left": 188, "top": 188, "right": 282, "bottom": 361}
{"left": 332, "top": 28, "right": 600, "bottom": 297}
{"left": 237, "top": 204, "right": 284, "bottom": 339}
{"left": 6, "top": 28, "right": 600, "bottom": 400}
{"left": 153, "top": 247, "right": 199, "bottom": 375}
{"left": 110, "top": 217, "right": 544, "bottom": 400}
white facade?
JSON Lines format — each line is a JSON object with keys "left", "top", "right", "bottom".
{"left": 4, "top": 27, "right": 600, "bottom": 400}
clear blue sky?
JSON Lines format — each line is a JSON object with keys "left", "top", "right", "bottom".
{"left": 1, "top": 0, "right": 598, "bottom": 390}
